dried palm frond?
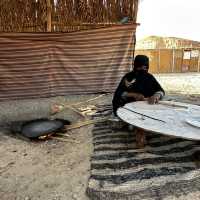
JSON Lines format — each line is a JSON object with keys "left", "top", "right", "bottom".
{"left": 0, "top": 0, "right": 138, "bottom": 32}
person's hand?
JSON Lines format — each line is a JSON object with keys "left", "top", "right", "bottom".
{"left": 135, "top": 93, "right": 145, "bottom": 101}
{"left": 129, "top": 92, "right": 145, "bottom": 101}
{"left": 148, "top": 94, "right": 160, "bottom": 104}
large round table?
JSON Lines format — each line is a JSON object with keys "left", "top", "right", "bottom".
{"left": 117, "top": 101, "right": 200, "bottom": 148}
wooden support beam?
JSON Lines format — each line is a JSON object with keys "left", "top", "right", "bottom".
{"left": 157, "top": 49, "right": 161, "bottom": 73}
{"left": 172, "top": 49, "right": 175, "bottom": 73}
{"left": 46, "top": 0, "right": 52, "bottom": 32}
{"left": 198, "top": 50, "right": 200, "bottom": 72}
{"left": 133, "top": 0, "right": 139, "bottom": 22}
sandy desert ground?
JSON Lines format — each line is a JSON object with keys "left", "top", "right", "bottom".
{"left": 0, "top": 93, "right": 199, "bottom": 200}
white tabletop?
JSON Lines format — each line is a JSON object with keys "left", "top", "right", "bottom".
{"left": 117, "top": 101, "right": 200, "bottom": 140}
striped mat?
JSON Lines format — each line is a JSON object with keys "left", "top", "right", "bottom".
{"left": 87, "top": 105, "right": 200, "bottom": 200}
{"left": 0, "top": 24, "right": 136, "bottom": 101}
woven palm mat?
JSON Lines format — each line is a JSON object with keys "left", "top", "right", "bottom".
{"left": 87, "top": 104, "right": 200, "bottom": 200}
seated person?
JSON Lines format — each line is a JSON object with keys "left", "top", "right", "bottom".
{"left": 112, "top": 55, "right": 165, "bottom": 116}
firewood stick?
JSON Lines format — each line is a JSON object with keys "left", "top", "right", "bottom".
{"left": 51, "top": 94, "right": 106, "bottom": 115}
{"left": 52, "top": 136, "right": 80, "bottom": 144}
{"left": 55, "top": 133, "right": 77, "bottom": 141}
{"left": 51, "top": 104, "right": 87, "bottom": 118}
{"left": 55, "top": 133, "right": 71, "bottom": 137}
{"left": 66, "top": 106, "right": 86, "bottom": 118}
{"left": 68, "top": 94, "right": 106, "bottom": 107}
{"left": 65, "top": 117, "right": 109, "bottom": 130}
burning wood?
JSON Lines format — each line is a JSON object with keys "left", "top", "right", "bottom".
{"left": 30, "top": 130, "right": 80, "bottom": 143}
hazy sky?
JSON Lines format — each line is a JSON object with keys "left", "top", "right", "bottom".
{"left": 136, "top": 0, "right": 200, "bottom": 41}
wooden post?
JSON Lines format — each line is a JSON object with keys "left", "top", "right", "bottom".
{"left": 172, "top": 49, "right": 175, "bottom": 73}
{"left": 181, "top": 49, "right": 184, "bottom": 72}
{"left": 189, "top": 50, "right": 192, "bottom": 72}
{"left": 47, "top": 0, "right": 52, "bottom": 32}
{"left": 133, "top": 0, "right": 139, "bottom": 22}
{"left": 157, "top": 49, "right": 161, "bottom": 73}
{"left": 132, "top": 36, "right": 137, "bottom": 70}
{"left": 198, "top": 49, "right": 200, "bottom": 72}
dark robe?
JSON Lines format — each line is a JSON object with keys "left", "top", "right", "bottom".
{"left": 112, "top": 71, "right": 165, "bottom": 115}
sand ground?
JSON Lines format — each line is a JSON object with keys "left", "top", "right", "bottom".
{"left": 0, "top": 93, "right": 199, "bottom": 200}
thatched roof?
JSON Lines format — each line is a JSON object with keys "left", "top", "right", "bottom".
{"left": 0, "top": 0, "right": 139, "bottom": 32}
{"left": 136, "top": 36, "right": 200, "bottom": 50}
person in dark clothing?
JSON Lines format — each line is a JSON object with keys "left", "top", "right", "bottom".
{"left": 112, "top": 55, "right": 165, "bottom": 116}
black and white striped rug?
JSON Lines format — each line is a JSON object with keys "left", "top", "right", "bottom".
{"left": 87, "top": 105, "right": 200, "bottom": 200}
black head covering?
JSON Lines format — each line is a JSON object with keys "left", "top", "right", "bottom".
{"left": 133, "top": 55, "right": 149, "bottom": 71}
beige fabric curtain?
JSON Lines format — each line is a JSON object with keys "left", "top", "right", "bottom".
{"left": 0, "top": 24, "right": 136, "bottom": 101}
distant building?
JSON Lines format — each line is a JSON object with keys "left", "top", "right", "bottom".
{"left": 135, "top": 36, "right": 200, "bottom": 73}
